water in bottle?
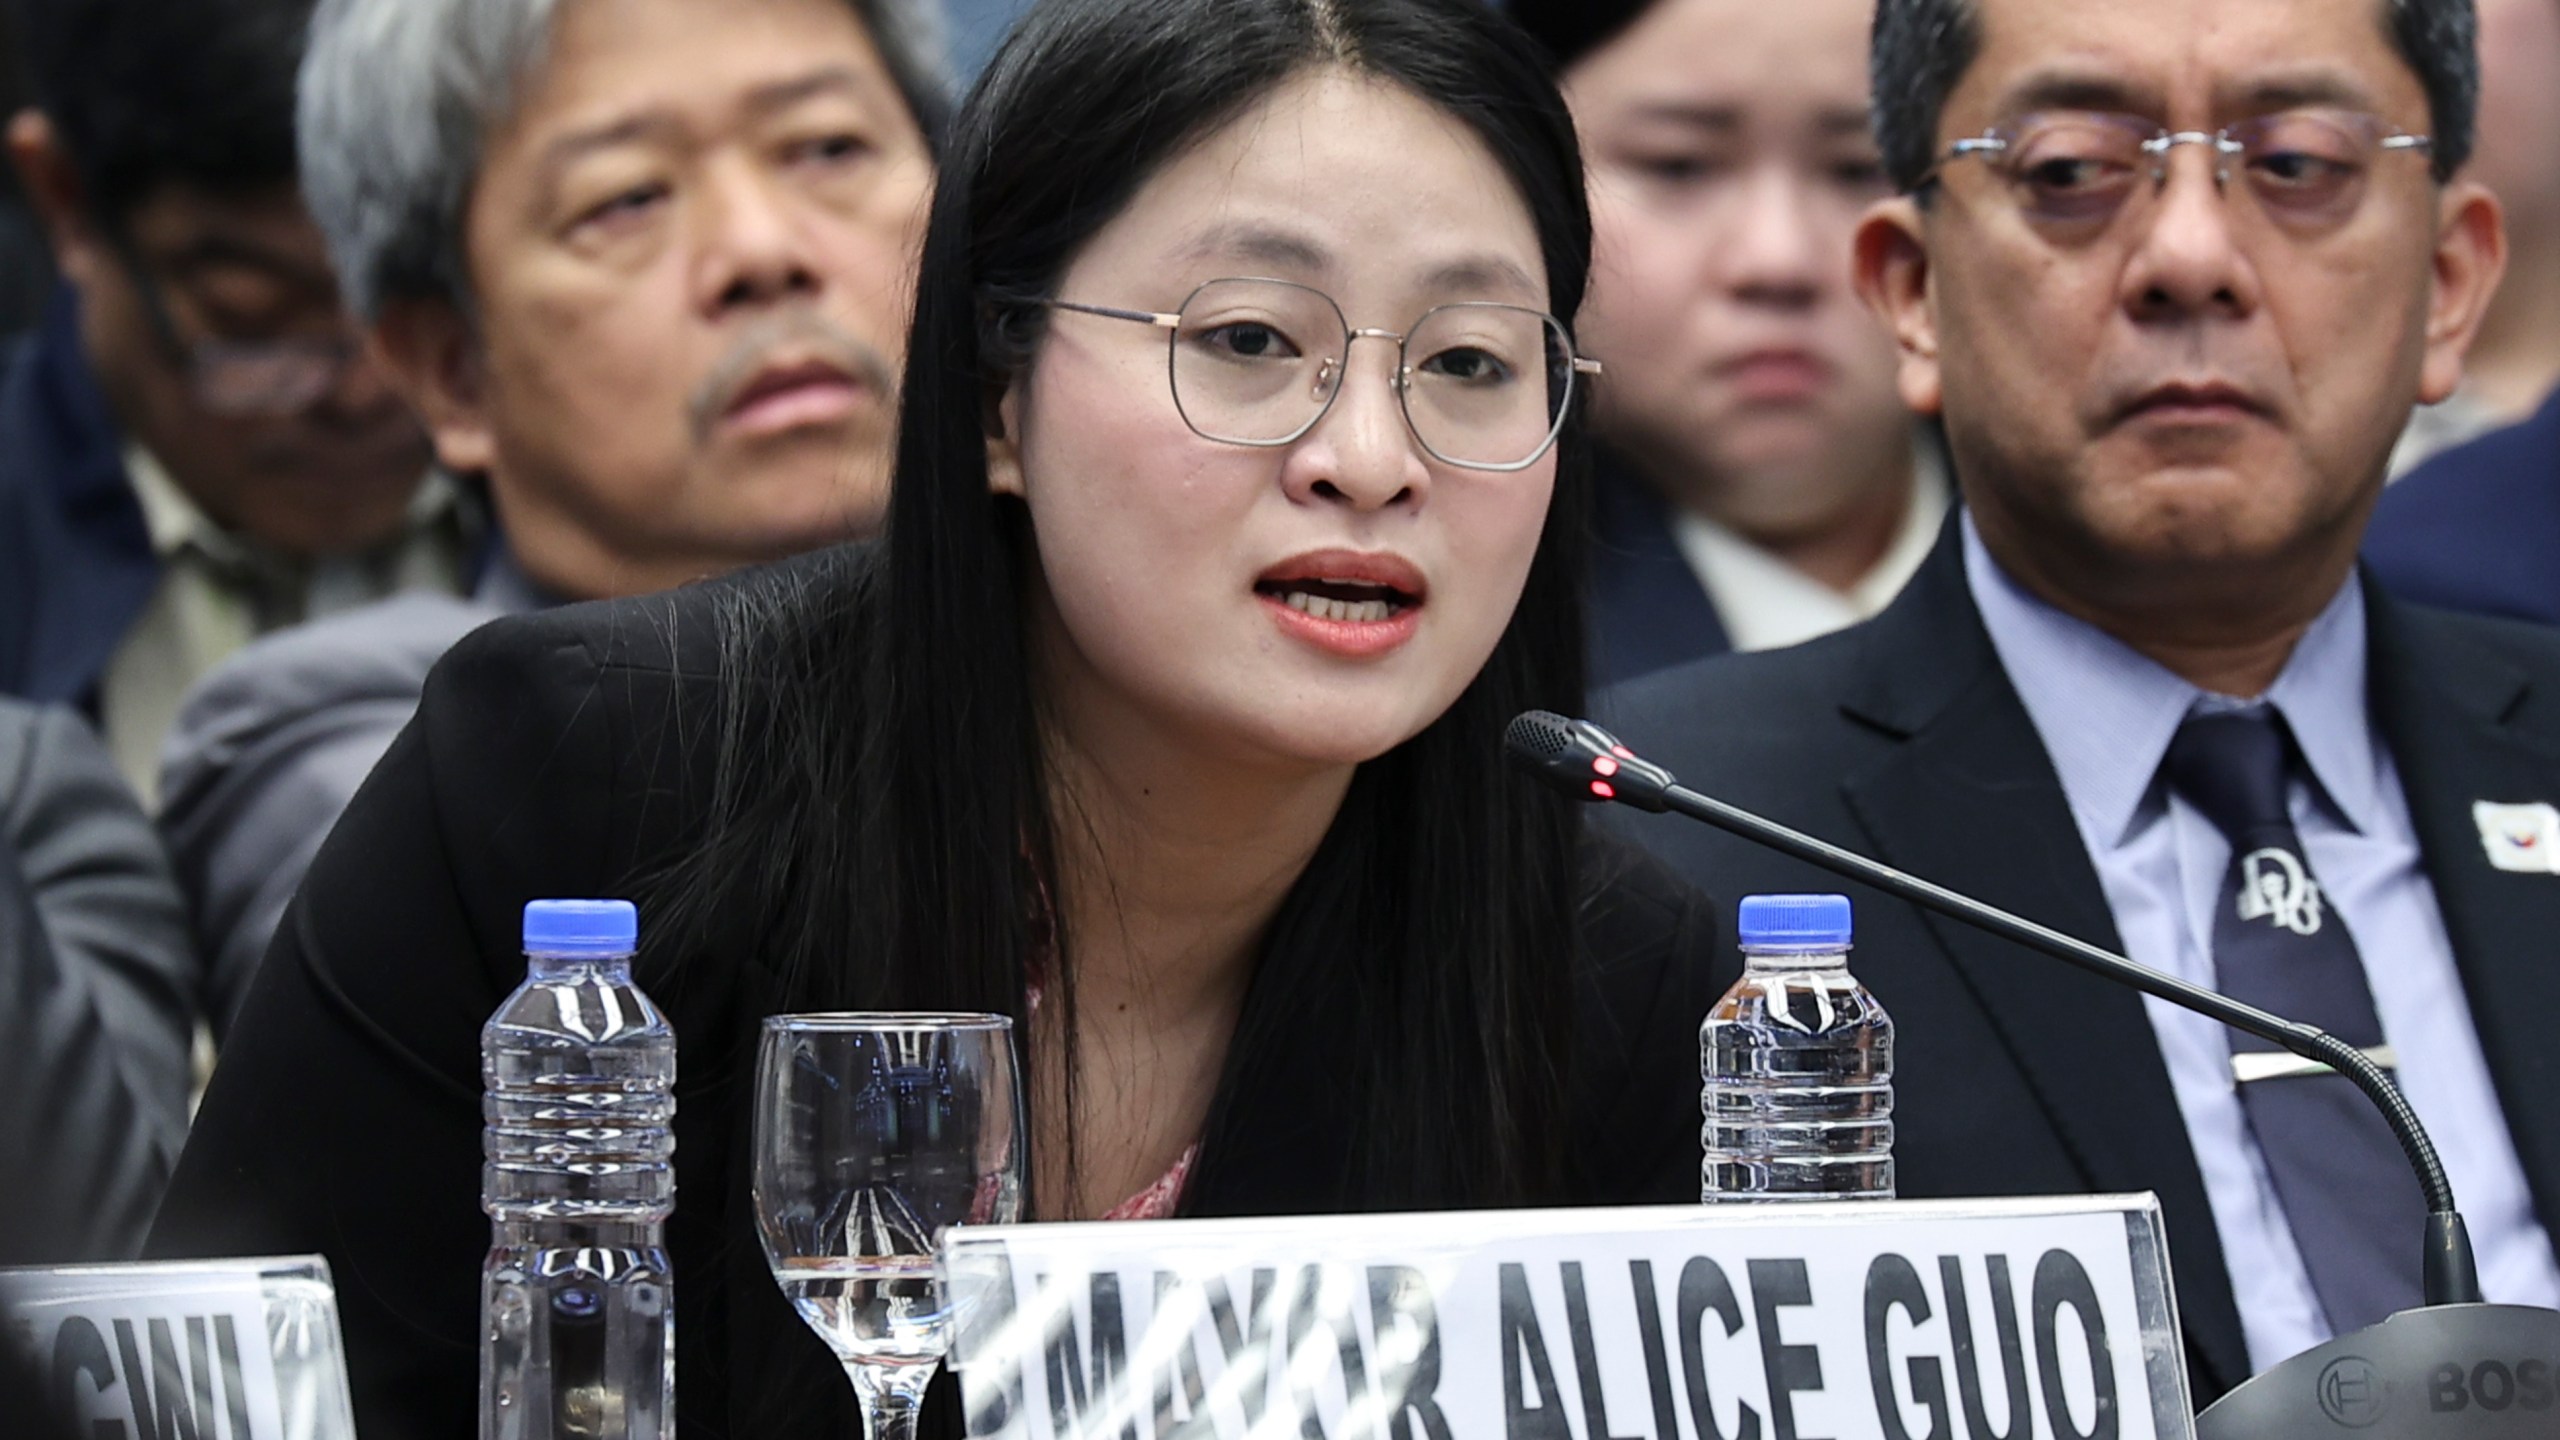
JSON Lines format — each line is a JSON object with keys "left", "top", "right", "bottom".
{"left": 482, "top": 899, "right": 676, "bottom": 1440}
{"left": 1700, "top": 893, "right": 1895, "bottom": 1201}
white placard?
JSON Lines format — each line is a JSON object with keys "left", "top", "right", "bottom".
{"left": 945, "top": 1196, "right": 2191, "bottom": 1440}
{"left": 0, "top": 1258, "right": 346, "bottom": 1440}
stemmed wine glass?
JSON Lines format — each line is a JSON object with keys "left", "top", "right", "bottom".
{"left": 753, "top": 1013, "right": 1025, "bottom": 1440}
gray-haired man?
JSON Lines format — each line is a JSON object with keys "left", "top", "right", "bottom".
{"left": 154, "top": 0, "right": 943, "bottom": 1036}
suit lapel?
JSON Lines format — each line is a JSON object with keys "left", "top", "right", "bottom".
{"left": 1587, "top": 454, "right": 1731, "bottom": 687}
{"left": 2367, "top": 586, "right": 2560, "bottom": 1226}
{"left": 1835, "top": 539, "right": 2254, "bottom": 1394}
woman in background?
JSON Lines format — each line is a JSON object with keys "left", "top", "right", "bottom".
{"left": 151, "top": 0, "right": 1716, "bottom": 1435}
{"left": 1514, "top": 0, "right": 1949, "bottom": 683}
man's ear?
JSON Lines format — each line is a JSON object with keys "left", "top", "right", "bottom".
{"left": 2416, "top": 178, "right": 2508, "bottom": 407}
{"left": 1853, "top": 196, "right": 1943, "bottom": 417}
{"left": 7, "top": 109, "right": 106, "bottom": 286}
{"left": 374, "top": 296, "right": 498, "bottom": 475}
{"left": 985, "top": 379, "right": 1026, "bottom": 498}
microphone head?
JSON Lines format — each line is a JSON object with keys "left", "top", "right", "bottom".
{"left": 1503, "top": 710, "right": 1676, "bottom": 812}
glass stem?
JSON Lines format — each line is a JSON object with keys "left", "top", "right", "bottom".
{"left": 850, "top": 1365, "right": 932, "bottom": 1440}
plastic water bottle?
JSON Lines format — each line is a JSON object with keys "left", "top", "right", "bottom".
{"left": 1700, "top": 893, "right": 1895, "bottom": 1201}
{"left": 481, "top": 900, "right": 676, "bottom": 1440}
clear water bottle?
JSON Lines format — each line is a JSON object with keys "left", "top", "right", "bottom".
{"left": 482, "top": 900, "right": 676, "bottom": 1440}
{"left": 1700, "top": 893, "right": 1895, "bottom": 1201}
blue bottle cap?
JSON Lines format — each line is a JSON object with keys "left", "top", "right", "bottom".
{"left": 1736, "top": 893, "right": 1852, "bottom": 951}
{"left": 522, "top": 899, "right": 639, "bottom": 956}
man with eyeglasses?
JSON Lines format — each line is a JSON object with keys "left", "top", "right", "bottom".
{"left": 0, "top": 0, "right": 459, "bottom": 805}
{"left": 1604, "top": 0, "right": 2560, "bottom": 1402}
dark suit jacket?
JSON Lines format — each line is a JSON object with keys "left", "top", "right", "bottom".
{"left": 150, "top": 551, "right": 1721, "bottom": 1440}
{"left": 1602, "top": 529, "right": 2560, "bottom": 1404}
{"left": 2366, "top": 384, "right": 2560, "bottom": 627}
{"left": 0, "top": 287, "right": 157, "bottom": 710}
{"left": 157, "top": 591, "right": 512, "bottom": 1041}
{"left": 1588, "top": 452, "right": 1732, "bottom": 688}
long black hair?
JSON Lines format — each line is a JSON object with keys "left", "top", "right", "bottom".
{"left": 659, "top": 0, "right": 1596, "bottom": 1212}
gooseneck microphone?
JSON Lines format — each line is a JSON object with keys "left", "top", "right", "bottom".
{"left": 1505, "top": 708, "right": 2483, "bottom": 1309}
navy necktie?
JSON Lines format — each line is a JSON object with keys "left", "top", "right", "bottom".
{"left": 2163, "top": 709, "right": 2424, "bottom": 1336}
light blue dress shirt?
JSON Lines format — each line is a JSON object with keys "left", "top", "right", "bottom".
{"left": 1963, "top": 516, "right": 2560, "bottom": 1371}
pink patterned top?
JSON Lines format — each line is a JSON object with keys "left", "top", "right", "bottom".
{"left": 1102, "top": 1144, "right": 1199, "bottom": 1221}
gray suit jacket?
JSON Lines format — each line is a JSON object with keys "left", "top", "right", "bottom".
{"left": 0, "top": 699, "right": 193, "bottom": 1261}
{"left": 157, "top": 593, "right": 506, "bottom": 1037}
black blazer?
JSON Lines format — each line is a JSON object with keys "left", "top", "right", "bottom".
{"left": 149, "top": 552, "right": 1721, "bottom": 1440}
{"left": 1602, "top": 527, "right": 2560, "bottom": 1404}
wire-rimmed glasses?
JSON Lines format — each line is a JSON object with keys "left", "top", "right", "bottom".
{"left": 108, "top": 232, "right": 365, "bottom": 418}
{"left": 1925, "top": 107, "right": 2432, "bottom": 234}
{"left": 1031, "top": 276, "right": 1602, "bottom": 472}
{"left": 752, "top": 1013, "right": 1024, "bottom": 1440}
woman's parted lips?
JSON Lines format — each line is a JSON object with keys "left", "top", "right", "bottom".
{"left": 1254, "top": 548, "right": 1429, "bottom": 604}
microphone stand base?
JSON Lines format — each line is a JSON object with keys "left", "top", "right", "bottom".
{"left": 2197, "top": 1304, "right": 2560, "bottom": 1437}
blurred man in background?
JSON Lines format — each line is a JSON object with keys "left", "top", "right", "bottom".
{"left": 2363, "top": 0, "right": 2560, "bottom": 619}
{"left": 158, "top": 0, "right": 944, "bottom": 1036}
{"left": 2386, "top": 0, "right": 2560, "bottom": 472}
{"left": 1515, "top": 0, "right": 1946, "bottom": 685}
{"left": 0, "top": 0, "right": 458, "bottom": 803}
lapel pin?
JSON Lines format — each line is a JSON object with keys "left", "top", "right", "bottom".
{"left": 2473, "top": 801, "right": 2560, "bottom": 875}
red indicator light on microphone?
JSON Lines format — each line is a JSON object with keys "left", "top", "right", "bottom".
{"left": 1590, "top": 780, "right": 1617, "bottom": 799}
{"left": 1610, "top": 745, "right": 1635, "bottom": 760}
{"left": 1593, "top": 756, "right": 1620, "bottom": 778}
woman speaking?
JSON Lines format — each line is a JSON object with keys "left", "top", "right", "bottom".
{"left": 153, "top": 0, "right": 1717, "bottom": 1434}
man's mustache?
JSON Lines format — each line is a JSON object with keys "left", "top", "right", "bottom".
{"left": 687, "top": 310, "right": 899, "bottom": 443}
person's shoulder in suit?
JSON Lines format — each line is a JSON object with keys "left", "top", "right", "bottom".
{"left": 2373, "top": 579, "right": 2560, "bottom": 731}
{"left": 2367, "top": 386, "right": 2560, "bottom": 627}
{"left": 150, "top": 545, "right": 872, "bottom": 1440}
{"left": 1585, "top": 448, "right": 1734, "bottom": 686}
{"left": 1579, "top": 611, "right": 1899, "bottom": 966}
{"left": 383, "top": 544, "right": 871, "bottom": 926}
{"left": 424, "top": 543, "right": 863, "bottom": 756}
{"left": 436, "top": 550, "right": 783, "bottom": 690}
{"left": 0, "top": 696, "right": 193, "bottom": 1261}
{"left": 1600, "top": 604, "right": 1893, "bottom": 787}
{"left": 164, "top": 592, "right": 508, "bottom": 791}
{"left": 158, "top": 592, "right": 510, "bottom": 1033}
{"left": 1583, "top": 537, "right": 2011, "bottom": 924}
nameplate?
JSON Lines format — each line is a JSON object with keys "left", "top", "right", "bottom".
{"left": 0, "top": 1255, "right": 357, "bottom": 1440}
{"left": 943, "top": 1195, "right": 2192, "bottom": 1440}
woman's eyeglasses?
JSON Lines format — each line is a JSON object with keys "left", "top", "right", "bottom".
{"left": 1923, "top": 107, "right": 2432, "bottom": 235}
{"left": 1025, "top": 277, "right": 1600, "bottom": 473}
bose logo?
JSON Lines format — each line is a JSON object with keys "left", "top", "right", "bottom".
{"left": 2429, "top": 1358, "right": 2559, "bottom": 1415}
